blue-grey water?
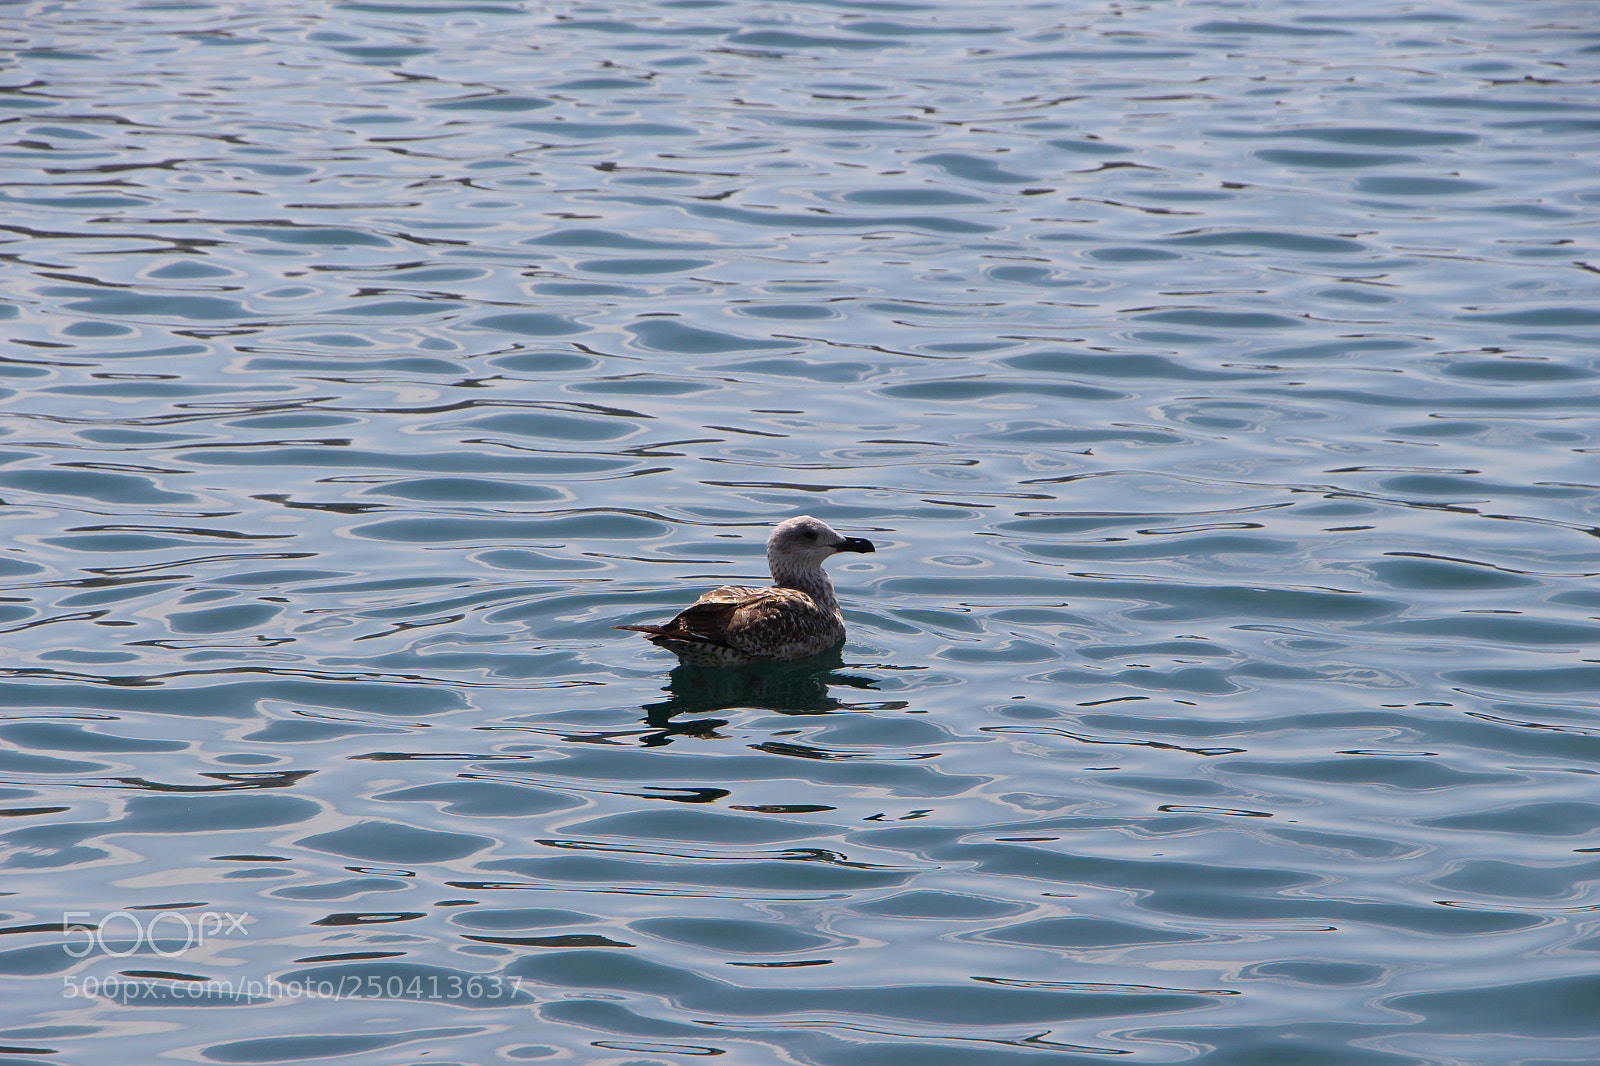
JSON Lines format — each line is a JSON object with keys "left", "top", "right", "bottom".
{"left": 2, "top": 0, "right": 1597, "bottom": 1062}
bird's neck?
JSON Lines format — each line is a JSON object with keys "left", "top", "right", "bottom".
{"left": 770, "top": 560, "right": 840, "bottom": 617}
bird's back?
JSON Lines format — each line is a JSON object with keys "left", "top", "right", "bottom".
{"left": 616, "top": 583, "right": 843, "bottom": 661}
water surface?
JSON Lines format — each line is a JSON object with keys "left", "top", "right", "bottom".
{"left": 2, "top": 0, "right": 1597, "bottom": 1063}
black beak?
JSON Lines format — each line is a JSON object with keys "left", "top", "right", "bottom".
{"left": 834, "top": 537, "right": 875, "bottom": 554}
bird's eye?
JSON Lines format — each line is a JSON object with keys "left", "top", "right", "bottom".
{"left": 801, "top": 529, "right": 817, "bottom": 540}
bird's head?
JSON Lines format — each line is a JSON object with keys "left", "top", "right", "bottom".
{"left": 767, "top": 515, "right": 875, "bottom": 575}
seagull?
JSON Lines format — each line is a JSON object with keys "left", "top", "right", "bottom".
{"left": 614, "top": 515, "right": 876, "bottom": 662}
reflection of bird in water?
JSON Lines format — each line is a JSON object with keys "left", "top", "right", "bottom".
{"left": 613, "top": 515, "right": 876, "bottom": 664}
{"left": 637, "top": 647, "right": 908, "bottom": 746}
{"left": 640, "top": 653, "right": 915, "bottom": 742}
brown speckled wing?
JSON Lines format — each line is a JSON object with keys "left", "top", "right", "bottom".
{"left": 621, "top": 584, "right": 845, "bottom": 662}
{"left": 694, "top": 584, "right": 769, "bottom": 605}
{"left": 722, "top": 588, "right": 842, "bottom": 659}
{"left": 651, "top": 598, "right": 741, "bottom": 646}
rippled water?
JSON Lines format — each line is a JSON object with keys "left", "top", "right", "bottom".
{"left": 2, "top": 0, "right": 1597, "bottom": 1062}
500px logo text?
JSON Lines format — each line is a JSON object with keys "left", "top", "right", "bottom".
{"left": 63, "top": 910, "right": 248, "bottom": 958}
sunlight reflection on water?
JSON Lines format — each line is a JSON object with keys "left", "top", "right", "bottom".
{"left": 1, "top": 0, "right": 1597, "bottom": 1062}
